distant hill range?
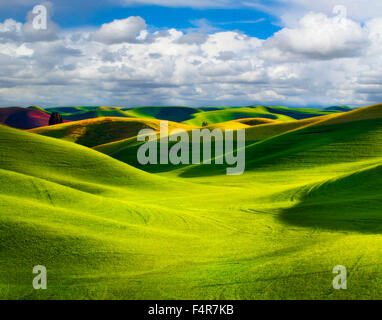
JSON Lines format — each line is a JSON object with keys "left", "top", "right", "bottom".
{"left": 0, "top": 105, "right": 353, "bottom": 130}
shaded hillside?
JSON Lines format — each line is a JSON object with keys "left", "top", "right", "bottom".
{"left": 30, "top": 117, "right": 196, "bottom": 148}
{"left": 0, "top": 107, "right": 51, "bottom": 129}
{"left": 93, "top": 115, "right": 328, "bottom": 170}
{"left": 280, "top": 163, "right": 382, "bottom": 233}
{"left": 183, "top": 106, "right": 295, "bottom": 126}
{"left": 180, "top": 104, "right": 382, "bottom": 177}
{"left": 265, "top": 106, "right": 347, "bottom": 120}
{"left": 45, "top": 106, "right": 132, "bottom": 121}
{"left": 326, "top": 106, "right": 352, "bottom": 112}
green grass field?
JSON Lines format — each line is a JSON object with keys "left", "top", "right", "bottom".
{"left": 1, "top": 104, "right": 382, "bottom": 300}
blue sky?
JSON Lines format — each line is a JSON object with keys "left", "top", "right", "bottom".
{"left": 0, "top": 0, "right": 382, "bottom": 108}
{"left": 0, "top": 1, "right": 281, "bottom": 39}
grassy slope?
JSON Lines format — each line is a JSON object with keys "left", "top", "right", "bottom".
{"left": 2, "top": 105, "right": 382, "bottom": 299}
{"left": 125, "top": 106, "right": 202, "bottom": 123}
{"left": 326, "top": 106, "right": 352, "bottom": 112}
{"left": 93, "top": 115, "right": 329, "bottom": 171}
{"left": 0, "top": 125, "right": 234, "bottom": 299}
{"left": 46, "top": 107, "right": 133, "bottom": 121}
{"left": 29, "top": 117, "right": 195, "bottom": 148}
{"left": 265, "top": 106, "right": 341, "bottom": 120}
{"left": 181, "top": 104, "right": 382, "bottom": 176}
{"left": 28, "top": 106, "right": 48, "bottom": 113}
{"left": 183, "top": 106, "right": 295, "bottom": 126}
{"left": 206, "top": 118, "right": 281, "bottom": 130}
{"left": 45, "top": 106, "right": 202, "bottom": 123}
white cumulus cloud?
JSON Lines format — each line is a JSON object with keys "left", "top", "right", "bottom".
{"left": 262, "top": 12, "right": 369, "bottom": 60}
{"left": 92, "top": 16, "right": 147, "bottom": 44}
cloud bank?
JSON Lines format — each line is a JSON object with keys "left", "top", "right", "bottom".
{"left": 1, "top": 3, "right": 382, "bottom": 107}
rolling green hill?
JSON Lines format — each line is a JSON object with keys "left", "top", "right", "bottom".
{"left": 45, "top": 106, "right": 202, "bottom": 123}
{"left": 326, "top": 106, "right": 352, "bottom": 112}
{"left": 45, "top": 106, "right": 101, "bottom": 113}
{"left": 36, "top": 105, "right": 350, "bottom": 127}
{"left": 45, "top": 106, "right": 133, "bottom": 121}
{"left": 265, "top": 106, "right": 340, "bottom": 120}
{"left": 1, "top": 104, "right": 382, "bottom": 300}
{"left": 30, "top": 117, "right": 195, "bottom": 148}
{"left": 181, "top": 104, "right": 382, "bottom": 176}
{"left": 183, "top": 106, "right": 295, "bottom": 126}
{"left": 92, "top": 115, "right": 330, "bottom": 171}
{"left": 123, "top": 106, "right": 202, "bottom": 123}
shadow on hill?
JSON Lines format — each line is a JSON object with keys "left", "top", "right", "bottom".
{"left": 265, "top": 107, "right": 328, "bottom": 120}
{"left": 47, "top": 106, "right": 100, "bottom": 113}
{"left": 65, "top": 110, "right": 130, "bottom": 121}
{"left": 279, "top": 164, "right": 382, "bottom": 234}
{"left": 179, "top": 118, "right": 382, "bottom": 178}
{"left": 0, "top": 107, "right": 50, "bottom": 129}
{"left": 326, "top": 106, "right": 352, "bottom": 112}
{"left": 233, "top": 113, "right": 278, "bottom": 121}
{"left": 130, "top": 107, "right": 201, "bottom": 123}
